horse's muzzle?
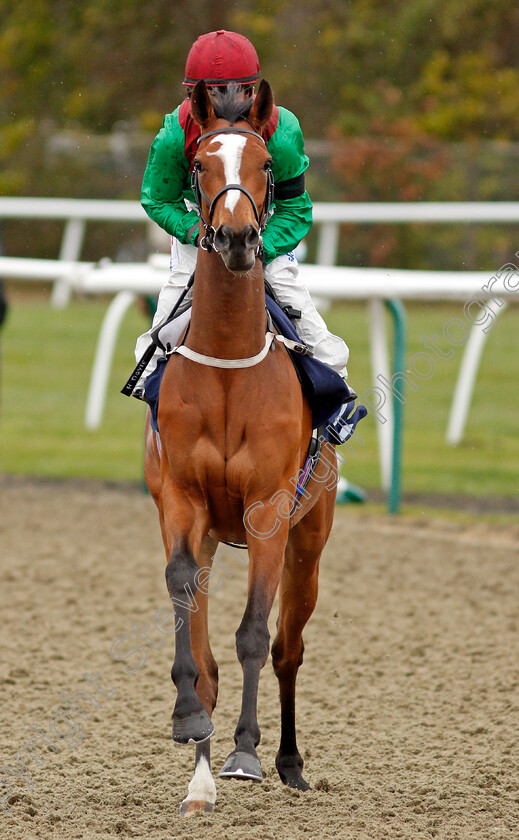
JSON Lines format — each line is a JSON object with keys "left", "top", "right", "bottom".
{"left": 214, "top": 224, "right": 259, "bottom": 273}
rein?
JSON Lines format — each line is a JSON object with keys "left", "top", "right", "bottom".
{"left": 191, "top": 126, "right": 274, "bottom": 254}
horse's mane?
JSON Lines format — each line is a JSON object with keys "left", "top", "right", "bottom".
{"left": 211, "top": 86, "right": 254, "bottom": 124}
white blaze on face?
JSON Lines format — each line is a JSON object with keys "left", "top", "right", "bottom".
{"left": 206, "top": 134, "right": 247, "bottom": 212}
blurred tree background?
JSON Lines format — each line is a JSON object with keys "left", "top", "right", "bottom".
{"left": 2, "top": 0, "right": 519, "bottom": 266}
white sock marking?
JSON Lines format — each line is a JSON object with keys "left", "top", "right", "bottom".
{"left": 182, "top": 755, "right": 216, "bottom": 805}
{"left": 207, "top": 134, "right": 247, "bottom": 212}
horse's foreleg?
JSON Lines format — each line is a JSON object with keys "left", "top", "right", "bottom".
{"left": 163, "top": 486, "right": 214, "bottom": 746}
{"left": 180, "top": 536, "right": 219, "bottom": 815}
{"left": 219, "top": 526, "right": 289, "bottom": 782}
{"left": 271, "top": 489, "right": 334, "bottom": 790}
{"left": 180, "top": 737, "right": 216, "bottom": 816}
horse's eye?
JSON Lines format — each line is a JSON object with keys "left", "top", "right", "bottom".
{"left": 263, "top": 159, "right": 272, "bottom": 171}
{"left": 194, "top": 161, "right": 204, "bottom": 173}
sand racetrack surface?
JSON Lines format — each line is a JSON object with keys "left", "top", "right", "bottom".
{"left": 1, "top": 476, "right": 518, "bottom": 840}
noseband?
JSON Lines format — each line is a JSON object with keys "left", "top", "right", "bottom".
{"left": 191, "top": 126, "right": 274, "bottom": 255}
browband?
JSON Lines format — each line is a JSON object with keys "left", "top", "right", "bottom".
{"left": 197, "top": 126, "right": 266, "bottom": 146}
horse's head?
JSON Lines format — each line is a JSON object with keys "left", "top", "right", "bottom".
{"left": 190, "top": 80, "right": 274, "bottom": 274}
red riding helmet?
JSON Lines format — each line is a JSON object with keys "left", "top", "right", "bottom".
{"left": 183, "top": 30, "right": 260, "bottom": 87}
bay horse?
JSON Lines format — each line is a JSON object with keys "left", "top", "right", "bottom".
{"left": 144, "top": 79, "right": 339, "bottom": 815}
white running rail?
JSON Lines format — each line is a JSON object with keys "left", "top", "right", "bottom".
{"left": 1, "top": 198, "right": 517, "bottom": 482}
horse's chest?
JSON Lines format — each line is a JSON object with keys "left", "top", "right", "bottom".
{"left": 169, "top": 428, "right": 264, "bottom": 505}
{"left": 161, "top": 392, "right": 301, "bottom": 507}
{"left": 178, "top": 432, "right": 251, "bottom": 489}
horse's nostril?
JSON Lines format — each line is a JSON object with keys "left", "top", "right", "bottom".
{"left": 215, "top": 224, "right": 259, "bottom": 254}
{"left": 214, "top": 225, "right": 233, "bottom": 252}
{"left": 243, "top": 225, "right": 259, "bottom": 249}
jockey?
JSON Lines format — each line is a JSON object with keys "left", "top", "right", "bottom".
{"left": 132, "top": 29, "right": 350, "bottom": 399}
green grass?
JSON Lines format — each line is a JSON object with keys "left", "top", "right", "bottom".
{"left": 1, "top": 288, "right": 517, "bottom": 498}
{"left": 1, "top": 289, "right": 149, "bottom": 480}
{"left": 325, "top": 300, "right": 519, "bottom": 497}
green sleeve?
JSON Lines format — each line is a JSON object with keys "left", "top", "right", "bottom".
{"left": 141, "top": 109, "right": 199, "bottom": 245}
{"left": 262, "top": 107, "right": 313, "bottom": 263}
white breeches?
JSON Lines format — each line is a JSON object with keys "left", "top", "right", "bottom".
{"left": 134, "top": 239, "right": 349, "bottom": 383}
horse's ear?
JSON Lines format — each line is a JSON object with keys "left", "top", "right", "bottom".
{"left": 248, "top": 79, "right": 273, "bottom": 132}
{"left": 190, "top": 80, "right": 215, "bottom": 129}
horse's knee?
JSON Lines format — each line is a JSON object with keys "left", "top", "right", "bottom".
{"left": 271, "top": 637, "right": 304, "bottom": 679}
{"left": 235, "top": 612, "right": 270, "bottom": 667}
{"left": 165, "top": 542, "right": 198, "bottom": 597}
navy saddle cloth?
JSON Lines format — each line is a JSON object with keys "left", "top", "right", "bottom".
{"left": 145, "top": 295, "right": 366, "bottom": 441}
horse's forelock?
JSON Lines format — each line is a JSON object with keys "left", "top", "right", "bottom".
{"left": 211, "top": 87, "right": 254, "bottom": 125}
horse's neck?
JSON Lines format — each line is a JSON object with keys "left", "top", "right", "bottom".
{"left": 188, "top": 251, "right": 266, "bottom": 359}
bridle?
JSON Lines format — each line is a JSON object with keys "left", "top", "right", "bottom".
{"left": 191, "top": 126, "right": 274, "bottom": 256}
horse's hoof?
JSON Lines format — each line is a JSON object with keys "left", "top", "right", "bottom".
{"left": 172, "top": 709, "right": 215, "bottom": 745}
{"left": 180, "top": 799, "right": 214, "bottom": 816}
{"left": 219, "top": 750, "right": 263, "bottom": 781}
{"left": 276, "top": 755, "right": 311, "bottom": 790}
{"left": 283, "top": 773, "right": 311, "bottom": 791}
